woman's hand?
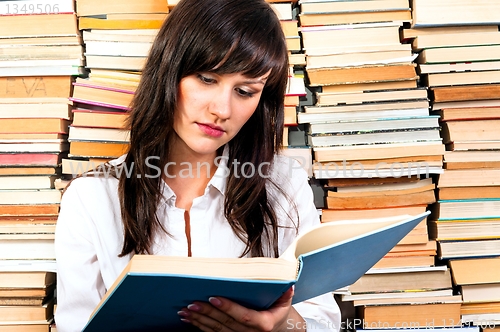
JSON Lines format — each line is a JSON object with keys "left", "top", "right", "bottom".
{"left": 177, "top": 286, "right": 307, "bottom": 331}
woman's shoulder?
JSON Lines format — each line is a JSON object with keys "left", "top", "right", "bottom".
{"left": 62, "top": 157, "right": 124, "bottom": 203}
{"left": 272, "top": 153, "right": 308, "bottom": 177}
{"left": 270, "top": 153, "right": 310, "bottom": 189}
{"left": 62, "top": 174, "right": 119, "bottom": 207}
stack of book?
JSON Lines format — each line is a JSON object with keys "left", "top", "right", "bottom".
{"left": 404, "top": 0, "right": 500, "bottom": 329}
{"left": 62, "top": 0, "right": 169, "bottom": 175}
{"left": 430, "top": 163, "right": 500, "bottom": 260}
{"left": 295, "top": 0, "right": 444, "bottom": 223}
{"left": 406, "top": 19, "right": 500, "bottom": 265}
{"left": 346, "top": 265, "right": 462, "bottom": 329}
{"left": 449, "top": 257, "right": 500, "bottom": 326}
{"left": 76, "top": 0, "right": 168, "bottom": 71}
{"left": 281, "top": 68, "right": 313, "bottom": 177}
{"left": 299, "top": 0, "right": 414, "bottom": 84}
{"left": 319, "top": 175, "right": 447, "bottom": 327}
{"left": 0, "top": 0, "right": 83, "bottom": 77}
{"left": 64, "top": 77, "right": 133, "bottom": 170}
{"left": 324, "top": 178, "right": 459, "bottom": 328}
{"left": 0, "top": 0, "right": 81, "bottom": 193}
{"left": 268, "top": 1, "right": 305, "bottom": 148}
{"left": 0, "top": 267, "right": 56, "bottom": 331}
{"left": 0, "top": 0, "right": 84, "bottom": 329}
{"left": 268, "top": 1, "right": 301, "bottom": 57}
{"left": 295, "top": 0, "right": 453, "bottom": 327}
{"left": 296, "top": 0, "right": 445, "bottom": 182}
{"left": 322, "top": 177, "right": 436, "bottom": 267}
{"left": 67, "top": 1, "right": 307, "bottom": 175}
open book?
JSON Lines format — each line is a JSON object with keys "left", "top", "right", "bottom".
{"left": 83, "top": 211, "right": 430, "bottom": 332}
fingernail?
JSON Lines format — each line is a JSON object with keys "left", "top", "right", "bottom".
{"left": 187, "top": 303, "right": 201, "bottom": 311}
{"left": 177, "top": 310, "right": 189, "bottom": 317}
{"left": 209, "top": 297, "right": 222, "bottom": 307}
{"left": 180, "top": 318, "right": 191, "bottom": 323}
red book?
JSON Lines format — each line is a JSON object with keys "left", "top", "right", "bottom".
{"left": 0, "top": 153, "right": 62, "bottom": 166}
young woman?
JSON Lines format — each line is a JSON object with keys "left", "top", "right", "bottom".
{"left": 55, "top": 0, "right": 341, "bottom": 331}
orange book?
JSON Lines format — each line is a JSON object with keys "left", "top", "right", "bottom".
{"left": 431, "top": 84, "right": 500, "bottom": 103}
{"left": 76, "top": 0, "right": 169, "bottom": 17}
{"left": 325, "top": 189, "right": 436, "bottom": 209}
{"left": 449, "top": 257, "right": 500, "bottom": 285}
{"left": 433, "top": 107, "right": 500, "bottom": 121}
{"left": 306, "top": 63, "right": 417, "bottom": 86}
{"left": 0, "top": 204, "right": 60, "bottom": 217}
{"left": 313, "top": 142, "right": 445, "bottom": 163}
{"left": 321, "top": 205, "right": 428, "bottom": 222}
{"left": 348, "top": 267, "right": 452, "bottom": 294}
{"left": 72, "top": 109, "right": 129, "bottom": 129}
{"left": 0, "top": 76, "right": 74, "bottom": 98}
{"left": 438, "top": 186, "right": 500, "bottom": 200}
{"left": 357, "top": 302, "right": 461, "bottom": 328}
{"left": 442, "top": 119, "right": 500, "bottom": 143}
{"left": 0, "top": 167, "right": 57, "bottom": 176}
{"left": 0, "top": 118, "right": 70, "bottom": 134}
{"left": 69, "top": 141, "right": 129, "bottom": 158}
{"left": 0, "top": 13, "right": 78, "bottom": 38}
{"left": 70, "top": 82, "right": 134, "bottom": 110}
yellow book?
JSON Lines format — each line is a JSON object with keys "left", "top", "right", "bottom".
{"left": 78, "top": 17, "right": 164, "bottom": 30}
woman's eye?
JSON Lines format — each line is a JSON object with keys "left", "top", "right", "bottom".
{"left": 198, "top": 74, "right": 216, "bottom": 84}
{"left": 236, "top": 88, "right": 254, "bottom": 98}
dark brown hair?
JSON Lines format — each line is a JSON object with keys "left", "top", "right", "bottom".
{"left": 119, "top": 0, "right": 290, "bottom": 257}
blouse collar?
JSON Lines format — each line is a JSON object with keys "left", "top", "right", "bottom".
{"left": 206, "top": 145, "right": 229, "bottom": 195}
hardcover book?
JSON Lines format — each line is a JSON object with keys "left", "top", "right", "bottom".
{"left": 83, "top": 212, "right": 430, "bottom": 332}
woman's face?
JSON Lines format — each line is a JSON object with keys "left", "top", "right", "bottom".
{"left": 172, "top": 71, "right": 270, "bottom": 158}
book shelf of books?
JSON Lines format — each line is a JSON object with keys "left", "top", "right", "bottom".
{"left": 0, "top": 0, "right": 499, "bottom": 331}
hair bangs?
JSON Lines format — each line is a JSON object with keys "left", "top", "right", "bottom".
{"left": 177, "top": 1, "right": 288, "bottom": 85}
{"left": 214, "top": 34, "right": 288, "bottom": 86}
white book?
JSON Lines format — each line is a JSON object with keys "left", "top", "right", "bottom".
{"left": 308, "top": 128, "right": 442, "bottom": 147}
{"left": 0, "top": 175, "right": 54, "bottom": 190}
{"left": 0, "top": 65, "right": 84, "bottom": 77}
{"left": 298, "top": 108, "right": 430, "bottom": 124}
{"left": 68, "top": 126, "right": 130, "bottom": 143}
{"left": 0, "top": 142, "right": 69, "bottom": 153}
{"left": 0, "top": 259, "right": 57, "bottom": 272}
{"left": 85, "top": 40, "right": 153, "bottom": 57}
{"left": 0, "top": 189, "right": 61, "bottom": 205}
{"left": 0, "top": 239, "right": 55, "bottom": 260}
{"left": 342, "top": 288, "right": 453, "bottom": 301}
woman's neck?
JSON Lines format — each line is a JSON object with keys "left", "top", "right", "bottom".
{"left": 163, "top": 144, "right": 220, "bottom": 210}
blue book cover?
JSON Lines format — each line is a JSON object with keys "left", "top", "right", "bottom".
{"left": 83, "top": 211, "right": 429, "bottom": 332}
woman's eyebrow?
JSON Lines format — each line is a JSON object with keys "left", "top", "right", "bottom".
{"left": 244, "top": 77, "right": 269, "bottom": 85}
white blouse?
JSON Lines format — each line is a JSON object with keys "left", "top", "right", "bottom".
{"left": 55, "top": 152, "right": 341, "bottom": 332}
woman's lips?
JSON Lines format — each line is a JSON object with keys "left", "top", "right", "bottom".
{"left": 197, "top": 123, "right": 224, "bottom": 138}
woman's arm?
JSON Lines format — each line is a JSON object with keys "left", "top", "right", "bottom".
{"left": 55, "top": 180, "right": 105, "bottom": 331}
{"left": 55, "top": 177, "right": 127, "bottom": 332}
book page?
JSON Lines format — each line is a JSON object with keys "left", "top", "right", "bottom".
{"left": 129, "top": 255, "right": 297, "bottom": 281}
{"left": 280, "top": 214, "right": 411, "bottom": 261}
